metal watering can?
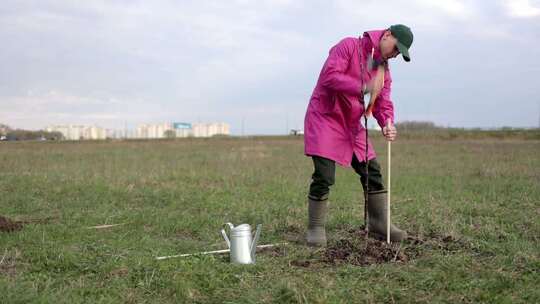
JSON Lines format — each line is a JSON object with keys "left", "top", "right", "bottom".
{"left": 221, "top": 223, "right": 262, "bottom": 264}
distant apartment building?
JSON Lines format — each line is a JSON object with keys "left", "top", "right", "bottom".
{"left": 106, "top": 129, "right": 124, "bottom": 139}
{"left": 45, "top": 125, "right": 107, "bottom": 140}
{"left": 136, "top": 123, "right": 172, "bottom": 139}
{"left": 44, "top": 122, "right": 230, "bottom": 140}
{"left": 192, "top": 123, "right": 230, "bottom": 137}
{"left": 136, "top": 122, "right": 230, "bottom": 138}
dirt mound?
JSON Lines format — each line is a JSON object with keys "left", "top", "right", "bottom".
{"left": 324, "top": 228, "right": 411, "bottom": 266}
{"left": 289, "top": 226, "right": 467, "bottom": 267}
{"left": 0, "top": 215, "right": 23, "bottom": 232}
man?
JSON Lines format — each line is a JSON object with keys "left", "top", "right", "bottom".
{"left": 304, "top": 24, "right": 413, "bottom": 246}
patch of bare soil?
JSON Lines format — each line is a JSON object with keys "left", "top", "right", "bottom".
{"left": 291, "top": 226, "right": 469, "bottom": 267}
{"left": 324, "top": 227, "right": 468, "bottom": 266}
{"left": 0, "top": 215, "right": 57, "bottom": 233}
{"left": 324, "top": 228, "right": 411, "bottom": 266}
{"left": 0, "top": 215, "right": 23, "bottom": 232}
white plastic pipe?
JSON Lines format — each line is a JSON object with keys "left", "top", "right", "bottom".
{"left": 155, "top": 243, "right": 287, "bottom": 260}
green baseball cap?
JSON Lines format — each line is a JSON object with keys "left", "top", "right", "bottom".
{"left": 389, "top": 24, "right": 413, "bottom": 62}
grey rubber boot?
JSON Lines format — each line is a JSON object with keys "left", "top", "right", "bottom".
{"left": 306, "top": 198, "right": 328, "bottom": 247}
{"left": 367, "top": 190, "right": 407, "bottom": 242}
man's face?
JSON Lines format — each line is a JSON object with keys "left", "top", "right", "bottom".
{"left": 379, "top": 30, "right": 400, "bottom": 61}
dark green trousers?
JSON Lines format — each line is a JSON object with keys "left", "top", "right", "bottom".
{"left": 308, "top": 154, "right": 384, "bottom": 201}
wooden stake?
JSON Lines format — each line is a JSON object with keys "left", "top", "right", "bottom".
{"left": 86, "top": 223, "right": 126, "bottom": 229}
{"left": 387, "top": 140, "right": 391, "bottom": 244}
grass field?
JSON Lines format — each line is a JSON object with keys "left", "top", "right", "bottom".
{"left": 1, "top": 132, "right": 539, "bottom": 303}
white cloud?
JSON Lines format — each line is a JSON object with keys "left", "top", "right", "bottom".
{"left": 415, "top": 0, "right": 471, "bottom": 18}
{"left": 0, "top": 93, "right": 175, "bottom": 129}
{"left": 335, "top": 0, "right": 476, "bottom": 32}
{"left": 502, "top": 0, "right": 540, "bottom": 18}
{"left": 6, "top": 90, "right": 109, "bottom": 108}
{"left": 1, "top": 1, "right": 539, "bottom": 131}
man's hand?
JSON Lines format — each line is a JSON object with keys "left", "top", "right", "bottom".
{"left": 382, "top": 120, "right": 397, "bottom": 141}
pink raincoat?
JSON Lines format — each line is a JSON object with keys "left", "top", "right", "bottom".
{"left": 304, "top": 30, "right": 394, "bottom": 167}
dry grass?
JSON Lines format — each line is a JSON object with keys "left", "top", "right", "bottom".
{"left": 0, "top": 132, "right": 539, "bottom": 303}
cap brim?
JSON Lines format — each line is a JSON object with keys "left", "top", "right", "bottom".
{"left": 396, "top": 41, "right": 410, "bottom": 62}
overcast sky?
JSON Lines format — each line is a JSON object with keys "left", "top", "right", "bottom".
{"left": 1, "top": 0, "right": 539, "bottom": 134}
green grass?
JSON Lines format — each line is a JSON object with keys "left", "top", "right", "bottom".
{"left": 1, "top": 133, "right": 539, "bottom": 303}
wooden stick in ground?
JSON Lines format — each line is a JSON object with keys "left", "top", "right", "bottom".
{"left": 387, "top": 140, "right": 391, "bottom": 244}
{"left": 364, "top": 115, "right": 369, "bottom": 233}
{"left": 86, "top": 223, "right": 126, "bottom": 229}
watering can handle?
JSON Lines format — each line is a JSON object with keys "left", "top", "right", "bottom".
{"left": 250, "top": 224, "right": 262, "bottom": 262}
{"left": 221, "top": 222, "right": 234, "bottom": 249}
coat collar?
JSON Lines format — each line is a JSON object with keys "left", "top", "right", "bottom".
{"left": 363, "top": 29, "right": 386, "bottom": 61}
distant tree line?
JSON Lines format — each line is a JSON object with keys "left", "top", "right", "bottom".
{"left": 0, "top": 123, "right": 63, "bottom": 141}
{"left": 391, "top": 121, "right": 539, "bottom": 140}
{"left": 394, "top": 121, "right": 538, "bottom": 131}
{"left": 394, "top": 121, "right": 438, "bottom": 131}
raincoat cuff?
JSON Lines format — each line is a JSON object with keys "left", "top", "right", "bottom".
{"left": 377, "top": 116, "right": 393, "bottom": 129}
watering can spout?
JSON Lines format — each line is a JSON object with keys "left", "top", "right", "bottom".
{"left": 250, "top": 224, "right": 262, "bottom": 262}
